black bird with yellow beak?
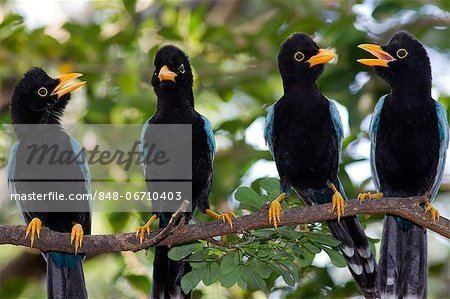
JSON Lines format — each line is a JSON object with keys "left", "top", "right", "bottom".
{"left": 137, "top": 45, "right": 234, "bottom": 298}
{"left": 264, "top": 33, "right": 378, "bottom": 297}
{"left": 358, "top": 31, "right": 448, "bottom": 298}
{"left": 8, "top": 67, "right": 91, "bottom": 298}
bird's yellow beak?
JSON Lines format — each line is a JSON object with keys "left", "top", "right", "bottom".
{"left": 158, "top": 65, "right": 177, "bottom": 82}
{"left": 357, "top": 44, "right": 396, "bottom": 67}
{"left": 51, "top": 73, "right": 86, "bottom": 99}
{"left": 307, "top": 49, "right": 336, "bottom": 67}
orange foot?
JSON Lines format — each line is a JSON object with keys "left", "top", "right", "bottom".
{"left": 205, "top": 209, "right": 235, "bottom": 228}
{"left": 268, "top": 193, "right": 286, "bottom": 229}
{"left": 328, "top": 183, "right": 345, "bottom": 222}
{"left": 25, "top": 217, "right": 42, "bottom": 247}
{"left": 136, "top": 214, "right": 158, "bottom": 244}
{"left": 357, "top": 192, "right": 383, "bottom": 203}
{"left": 424, "top": 201, "right": 440, "bottom": 223}
{"left": 205, "top": 209, "right": 235, "bottom": 241}
{"left": 70, "top": 223, "right": 85, "bottom": 254}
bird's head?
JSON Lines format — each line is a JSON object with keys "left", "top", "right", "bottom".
{"left": 277, "top": 33, "right": 336, "bottom": 87}
{"left": 11, "top": 67, "right": 85, "bottom": 124}
{"left": 357, "top": 31, "right": 431, "bottom": 90}
{"left": 151, "top": 45, "right": 193, "bottom": 97}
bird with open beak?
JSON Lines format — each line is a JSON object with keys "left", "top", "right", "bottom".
{"left": 358, "top": 31, "right": 448, "bottom": 298}
{"left": 8, "top": 67, "right": 91, "bottom": 298}
{"left": 264, "top": 33, "right": 378, "bottom": 297}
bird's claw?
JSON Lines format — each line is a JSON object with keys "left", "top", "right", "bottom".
{"left": 135, "top": 214, "right": 158, "bottom": 244}
{"left": 70, "top": 223, "right": 84, "bottom": 254}
{"left": 357, "top": 192, "right": 383, "bottom": 203}
{"left": 268, "top": 193, "right": 285, "bottom": 229}
{"left": 25, "top": 217, "right": 42, "bottom": 247}
{"left": 205, "top": 209, "right": 236, "bottom": 228}
{"left": 220, "top": 211, "right": 236, "bottom": 228}
{"left": 135, "top": 224, "right": 151, "bottom": 244}
{"left": 328, "top": 183, "right": 345, "bottom": 221}
{"left": 424, "top": 201, "right": 440, "bottom": 223}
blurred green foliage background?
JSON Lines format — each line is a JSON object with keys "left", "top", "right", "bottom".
{"left": 0, "top": 0, "right": 449, "bottom": 298}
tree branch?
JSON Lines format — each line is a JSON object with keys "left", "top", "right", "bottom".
{"left": 0, "top": 196, "right": 448, "bottom": 255}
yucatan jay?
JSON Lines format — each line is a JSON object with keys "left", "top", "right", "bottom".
{"left": 358, "top": 31, "right": 448, "bottom": 298}
{"left": 264, "top": 33, "right": 378, "bottom": 297}
{"left": 7, "top": 67, "right": 90, "bottom": 298}
{"left": 136, "top": 45, "right": 234, "bottom": 298}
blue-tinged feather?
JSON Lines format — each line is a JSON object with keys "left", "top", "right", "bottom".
{"left": 328, "top": 100, "right": 344, "bottom": 151}
{"left": 369, "top": 95, "right": 387, "bottom": 190}
{"left": 264, "top": 105, "right": 275, "bottom": 156}
{"left": 48, "top": 252, "right": 83, "bottom": 269}
{"left": 7, "top": 141, "right": 20, "bottom": 194}
{"left": 70, "top": 138, "right": 91, "bottom": 194}
{"left": 429, "top": 101, "right": 449, "bottom": 200}
{"left": 140, "top": 119, "right": 152, "bottom": 177}
{"left": 70, "top": 138, "right": 92, "bottom": 215}
{"left": 200, "top": 114, "right": 216, "bottom": 159}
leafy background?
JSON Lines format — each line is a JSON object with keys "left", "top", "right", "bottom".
{"left": 0, "top": 0, "right": 449, "bottom": 298}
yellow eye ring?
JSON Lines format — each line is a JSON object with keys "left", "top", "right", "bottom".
{"left": 37, "top": 87, "right": 48, "bottom": 97}
{"left": 396, "top": 49, "right": 408, "bottom": 59}
{"left": 294, "top": 51, "right": 305, "bottom": 62}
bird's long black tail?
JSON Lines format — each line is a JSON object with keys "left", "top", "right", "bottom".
{"left": 152, "top": 214, "right": 191, "bottom": 299}
{"left": 378, "top": 215, "right": 427, "bottom": 298}
{"left": 45, "top": 252, "right": 87, "bottom": 299}
{"left": 327, "top": 216, "right": 378, "bottom": 298}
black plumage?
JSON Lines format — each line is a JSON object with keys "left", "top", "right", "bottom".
{"left": 265, "top": 34, "right": 378, "bottom": 297}
{"left": 8, "top": 67, "right": 90, "bottom": 298}
{"left": 139, "top": 45, "right": 230, "bottom": 299}
{"left": 358, "top": 31, "right": 448, "bottom": 298}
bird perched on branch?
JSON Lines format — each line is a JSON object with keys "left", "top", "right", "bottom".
{"left": 264, "top": 33, "right": 378, "bottom": 297}
{"left": 137, "top": 45, "right": 234, "bottom": 298}
{"left": 7, "top": 67, "right": 91, "bottom": 298}
{"left": 358, "top": 31, "right": 448, "bottom": 298}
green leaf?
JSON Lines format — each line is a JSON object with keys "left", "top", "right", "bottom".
{"left": 168, "top": 242, "right": 203, "bottom": 261}
{"left": 256, "top": 248, "right": 271, "bottom": 258}
{"left": 237, "top": 277, "right": 248, "bottom": 289}
{"left": 220, "top": 252, "right": 239, "bottom": 275}
{"left": 202, "top": 262, "right": 220, "bottom": 286}
{"left": 323, "top": 247, "right": 347, "bottom": 268}
{"left": 366, "top": 236, "right": 381, "bottom": 244}
{"left": 234, "top": 186, "right": 265, "bottom": 210}
{"left": 248, "top": 258, "right": 272, "bottom": 279}
{"left": 252, "top": 229, "right": 276, "bottom": 238}
{"left": 180, "top": 269, "right": 203, "bottom": 294}
{"left": 291, "top": 246, "right": 315, "bottom": 267}
{"left": 269, "top": 262, "right": 296, "bottom": 286}
{"left": 124, "top": 274, "right": 151, "bottom": 294}
{"left": 187, "top": 248, "right": 208, "bottom": 262}
{"left": 259, "top": 177, "right": 281, "bottom": 197}
{"left": 220, "top": 270, "right": 239, "bottom": 288}
{"left": 307, "top": 232, "right": 341, "bottom": 247}
{"left": 241, "top": 265, "right": 266, "bottom": 290}
{"left": 304, "top": 242, "right": 321, "bottom": 254}
{"left": 190, "top": 261, "right": 207, "bottom": 269}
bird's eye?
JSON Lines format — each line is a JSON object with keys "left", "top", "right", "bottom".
{"left": 294, "top": 51, "right": 305, "bottom": 62}
{"left": 396, "top": 49, "right": 408, "bottom": 59}
{"left": 179, "top": 64, "right": 185, "bottom": 74}
{"left": 37, "top": 87, "right": 48, "bottom": 97}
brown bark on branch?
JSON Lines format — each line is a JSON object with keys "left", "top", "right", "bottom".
{"left": 0, "top": 196, "right": 448, "bottom": 255}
